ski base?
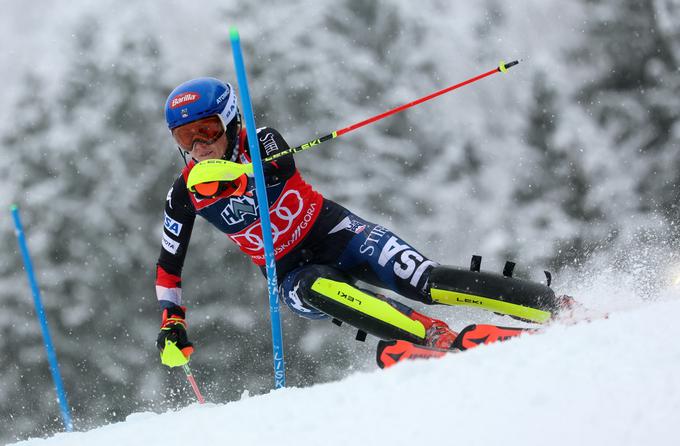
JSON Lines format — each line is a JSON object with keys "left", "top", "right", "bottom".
{"left": 376, "top": 340, "right": 448, "bottom": 369}
{"left": 377, "top": 324, "right": 534, "bottom": 369}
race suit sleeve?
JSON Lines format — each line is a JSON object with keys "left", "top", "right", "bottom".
{"left": 255, "top": 127, "right": 296, "bottom": 183}
{"left": 155, "top": 174, "right": 196, "bottom": 310}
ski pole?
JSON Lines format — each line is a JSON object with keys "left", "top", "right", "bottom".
{"left": 10, "top": 204, "right": 74, "bottom": 432}
{"left": 263, "top": 60, "right": 519, "bottom": 162}
{"left": 182, "top": 364, "right": 205, "bottom": 404}
{"left": 185, "top": 60, "right": 520, "bottom": 190}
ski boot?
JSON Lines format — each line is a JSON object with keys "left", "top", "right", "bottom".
{"left": 408, "top": 310, "right": 459, "bottom": 350}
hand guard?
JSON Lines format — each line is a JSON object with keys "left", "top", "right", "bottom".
{"left": 156, "top": 305, "right": 194, "bottom": 367}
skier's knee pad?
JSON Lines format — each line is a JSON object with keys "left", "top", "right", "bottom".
{"left": 428, "top": 265, "right": 557, "bottom": 323}
{"left": 282, "top": 264, "right": 426, "bottom": 342}
{"left": 280, "top": 265, "right": 344, "bottom": 320}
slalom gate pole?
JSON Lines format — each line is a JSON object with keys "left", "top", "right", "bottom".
{"left": 10, "top": 205, "right": 74, "bottom": 432}
{"left": 182, "top": 364, "right": 205, "bottom": 404}
{"left": 263, "top": 60, "right": 519, "bottom": 163}
{"left": 230, "top": 27, "right": 286, "bottom": 389}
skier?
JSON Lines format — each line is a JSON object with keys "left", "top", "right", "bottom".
{"left": 156, "top": 77, "right": 568, "bottom": 364}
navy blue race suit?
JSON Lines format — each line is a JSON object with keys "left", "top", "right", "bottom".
{"left": 156, "top": 127, "right": 437, "bottom": 318}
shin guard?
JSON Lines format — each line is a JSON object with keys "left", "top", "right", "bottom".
{"left": 307, "top": 278, "right": 427, "bottom": 343}
{"left": 429, "top": 265, "right": 557, "bottom": 323}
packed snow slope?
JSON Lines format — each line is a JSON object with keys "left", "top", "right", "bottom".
{"left": 14, "top": 299, "right": 679, "bottom": 446}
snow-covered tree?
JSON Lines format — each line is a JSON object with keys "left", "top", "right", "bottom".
{"left": 576, "top": 0, "right": 680, "bottom": 232}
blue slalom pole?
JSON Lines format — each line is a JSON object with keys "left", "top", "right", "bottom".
{"left": 229, "top": 27, "right": 286, "bottom": 388}
{"left": 10, "top": 205, "right": 74, "bottom": 432}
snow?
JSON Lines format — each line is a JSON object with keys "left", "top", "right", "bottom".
{"left": 13, "top": 298, "right": 680, "bottom": 446}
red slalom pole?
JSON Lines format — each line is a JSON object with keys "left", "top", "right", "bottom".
{"left": 264, "top": 60, "right": 519, "bottom": 162}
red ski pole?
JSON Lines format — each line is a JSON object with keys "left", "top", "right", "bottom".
{"left": 264, "top": 60, "right": 519, "bottom": 162}
{"left": 182, "top": 364, "right": 205, "bottom": 404}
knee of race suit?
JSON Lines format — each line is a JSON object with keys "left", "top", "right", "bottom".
{"left": 279, "top": 264, "right": 350, "bottom": 320}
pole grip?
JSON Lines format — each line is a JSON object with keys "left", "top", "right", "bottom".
{"left": 10, "top": 205, "right": 73, "bottom": 432}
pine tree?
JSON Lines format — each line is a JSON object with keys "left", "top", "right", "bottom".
{"left": 0, "top": 18, "right": 180, "bottom": 439}
{"left": 510, "top": 71, "right": 605, "bottom": 268}
{"left": 577, "top": 0, "right": 680, "bottom": 233}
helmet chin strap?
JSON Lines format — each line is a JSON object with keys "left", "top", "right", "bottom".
{"left": 226, "top": 138, "right": 239, "bottom": 162}
{"left": 177, "top": 146, "right": 190, "bottom": 167}
{"left": 225, "top": 116, "right": 242, "bottom": 162}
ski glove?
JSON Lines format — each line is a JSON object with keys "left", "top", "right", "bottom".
{"left": 156, "top": 305, "right": 194, "bottom": 367}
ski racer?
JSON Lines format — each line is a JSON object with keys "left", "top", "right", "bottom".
{"left": 155, "top": 77, "right": 570, "bottom": 364}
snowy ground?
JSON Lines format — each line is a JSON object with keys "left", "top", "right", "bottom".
{"left": 13, "top": 296, "right": 679, "bottom": 446}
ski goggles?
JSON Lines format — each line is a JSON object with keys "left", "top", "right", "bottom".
{"left": 172, "top": 115, "right": 225, "bottom": 152}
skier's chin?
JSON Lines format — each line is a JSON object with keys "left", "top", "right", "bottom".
{"left": 194, "top": 151, "right": 219, "bottom": 162}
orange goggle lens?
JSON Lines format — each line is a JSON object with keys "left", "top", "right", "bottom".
{"left": 172, "top": 116, "right": 225, "bottom": 151}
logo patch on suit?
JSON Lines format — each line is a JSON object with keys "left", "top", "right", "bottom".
{"left": 162, "top": 233, "right": 180, "bottom": 254}
{"left": 259, "top": 132, "right": 279, "bottom": 155}
{"left": 328, "top": 216, "right": 366, "bottom": 235}
{"left": 164, "top": 212, "right": 183, "bottom": 236}
{"left": 221, "top": 196, "right": 258, "bottom": 225}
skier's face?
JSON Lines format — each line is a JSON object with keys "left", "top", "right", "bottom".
{"left": 172, "top": 115, "right": 229, "bottom": 161}
{"left": 188, "top": 132, "right": 228, "bottom": 162}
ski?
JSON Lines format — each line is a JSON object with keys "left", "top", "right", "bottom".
{"left": 455, "top": 323, "right": 537, "bottom": 349}
{"left": 376, "top": 324, "right": 536, "bottom": 369}
{"left": 376, "top": 340, "right": 449, "bottom": 369}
